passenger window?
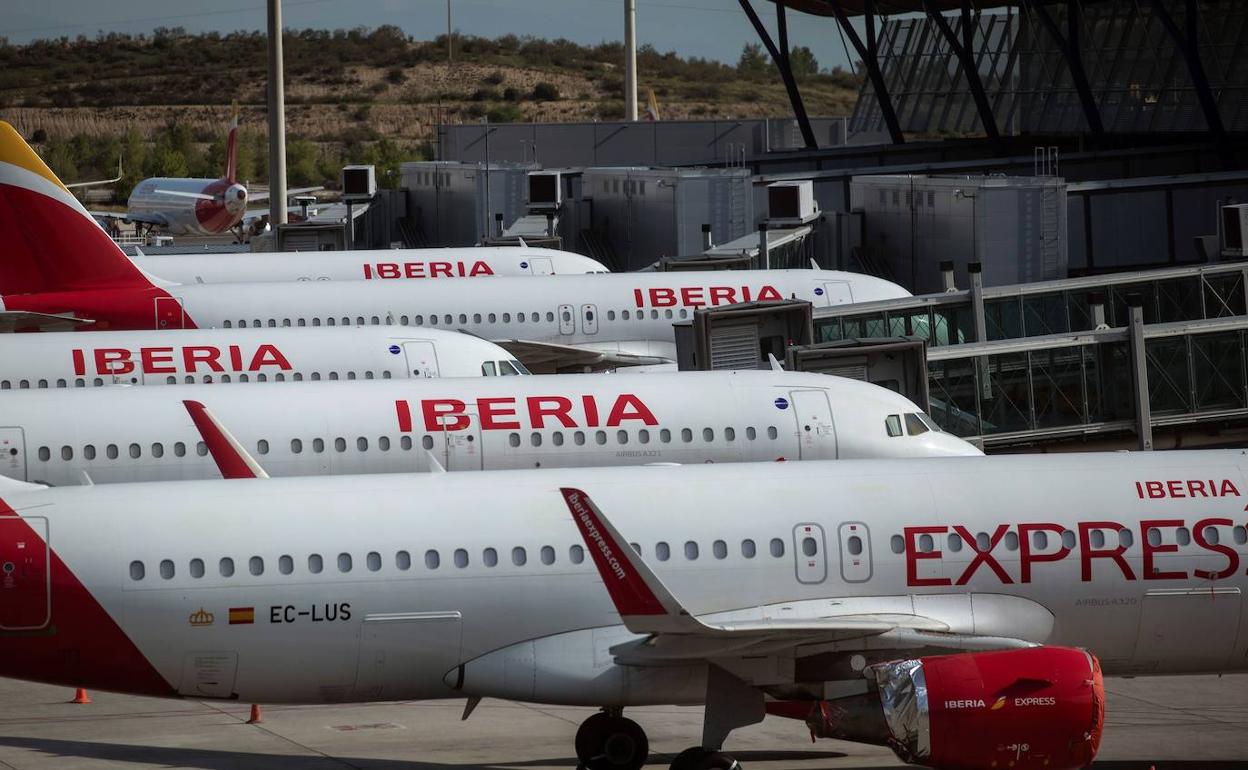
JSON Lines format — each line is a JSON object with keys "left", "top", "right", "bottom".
{"left": 483, "top": 548, "right": 498, "bottom": 567}
{"left": 1146, "top": 528, "right": 1161, "bottom": 547}
{"left": 357, "top": 437, "right": 369, "bottom": 451}
{"left": 1062, "top": 530, "right": 1076, "bottom": 549}
{"left": 396, "top": 550, "right": 411, "bottom": 570}
{"left": 152, "top": 443, "right": 164, "bottom": 458}
{"left": 509, "top": 433, "right": 521, "bottom": 448}
{"left": 1004, "top": 531, "right": 1020, "bottom": 550}
{"left": 129, "top": 561, "right": 144, "bottom": 581}
{"left": 552, "top": 432, "right": 564, "bottom": 446}
{"left": 1203, "top": 526, "right": 1221, "bottom": 545}
{"left": 947, "top": 533, "right": 963, "bottom": 552}
{"left": 885, "top": 415, "right": 903, "bottom": 437}
{"left": 1118, "top": 529, "right": 1133, "bottom": 548}
{"left": 623, "top": 310, "right": 631, "bottom": 320}
{"left": 655, "top": 542, "right": 671, "bottom": 561}
{"left": 847, "top": 536, "right": 863, "bottom": 555}
{"left": 1177, "top": 527, "right": 1191, "bottom": 546}
{"left": 197, "top": 442, "right": 208, "bottom": 456}
{"left": 338, "top": 553, "right": 353, "bottom": 572}
{"left": 335, "top": 438, "right": 347, "bottom": 452}
{"left": 890, "top": 535, "right": 905, "bottom": 554}
{"left": 512, "top": 547, "right": 527, "bottom": 566}
{"left": 279, "top": 555, "right": 294, "bottom": 575}
{"left": 159, "top": 559, "right": 175, "bottom": 579}
{"left": 249, "top": 556, "right": 264, "bottom": 576}
{"left": 219, "top": 557, "right": 235, "bottom": 577}
{"left": 129, "top": 443, "right": 141, "bottom": 459}
{"left": 366, "top": 552, "right": 381, "bottom": 571}
{"left": 660, "top": 429, "right": 671, "bottom": 443}
{"left": 767, "top": 426, "right": 778, "bottom": 440}
{"left": 291, "top": 439, "right": 303, "bottom": 454}
{"left": 1089, "top": 530, "right": 1106, "bottom": 549}
{"left": 904, "top": 413, "right": 929, "bottom": 436}
{"left": 713, "top": 540, "right": 727, "bottom": 559}
{"left": 802, "top": 537, "right": 818, "bottom": 557}
{"left": 190, "top": 558, "right": 205, "bottom": 578}
{"left": 37, "top": 447, "right": 49, "bottom": 462}
{"left": 473, "top": 314, "right": 482, "bottom": 323}
{"left": 1031, "top": 531, "right": 1048, "bottom": 550}
{"left": 257, "top": 440, "right": 269, "bottom": 455}
{"left": 84, "top": 444, "right": 96, "bottom": 460}
{"left": 684, "top": 541, "right": 699, "bottom": 560}
{"left": 531, "top": 433, "right": 542, "bottom": 447}
{"left": 616, "top": 430, "right": 628, "bottom": 444}
{"left": 569, "top": 544, "right": 585, "bottom": 564}
{"left": 425, "top": 550, "right": 440, "bottom": 569}
{"left": 61, "top": 446, "right": 72, "bottom": 461}
{"left": 541, "top": 545, "right": 555, "bottom": 565}
{"left": 174, "top": 442, "right": 186, "bottom": 457}
{"left": 702, "top": 428, "right": 714, "bottom": 442}
{"left": 422, "top": 436, "right": 434, "bottom": 450}
{"left": 741, "top": 539, "right": 756, "bottom": 558}
{"left": 107, "top": 444, "right": 119, "bottom": 459}
{"left": 770, "top": 538, "right": 785, "bottom": 557}
{"left": 724, "top": 427, "right": 735, "bottom": 441}
{"left": 976, "top": 532, "right": 991, "bottom": 550}
{"left": 379, "top": 436, "right": 390, "bottom": 451}
{"left": 574, "top": 431, "right": 586, "bottom": 446}
{"left": 681, "top": 428, "right": 692, "bottom": 443}
{"left": 607, "top": 310, "right": 616, "bottom": 320}
{"left": 313, "top": 438, "right": 325, "bottom": 453}
{"left": 309, "top": 554, "right": 324, "bottom": 573}
{"left": 454, "top": 549, "right": 469, "bottom": 568}
{"left": 595, "top": 431, "right": 607, "bottom": 445}
{"left": 1234, "top": 526, "right": 1247, "bottom": 545}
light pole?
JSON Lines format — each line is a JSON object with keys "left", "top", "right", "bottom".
{"left": 624, "top": 0, "right": 637, "bottom": 121}
{"left": 266, "top": 0, "right": 288, "bottom": 227}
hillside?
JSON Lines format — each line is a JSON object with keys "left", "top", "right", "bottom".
{"left": 0, "top": 27, "right": 861, "bottom": 196}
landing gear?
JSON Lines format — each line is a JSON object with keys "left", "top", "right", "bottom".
{"left": 575, "top": 712, "right": 649, "bottom": 770}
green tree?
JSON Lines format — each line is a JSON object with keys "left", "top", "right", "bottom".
{"left": 149, "top": 147, "right": 188, "bottom": 177}
{"left": 737, "top": 42, "right": 769, "bottom": 76}
{"left": 789, "top": 46, "right": 819, "bottom": 78}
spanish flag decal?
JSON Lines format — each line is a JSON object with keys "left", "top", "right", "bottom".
{"left": 228, "top": 607, "right": 255, "bottom": 625}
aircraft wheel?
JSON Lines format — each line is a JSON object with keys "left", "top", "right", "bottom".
{"left": 576, "top": 713, "right": 649, "bottom": 770}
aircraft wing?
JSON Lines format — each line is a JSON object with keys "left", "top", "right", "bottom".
{"left": 247, "top": 186, "right": 323, "bottom": 204}
{"left": 560, "top": 487, "right": 1045, "bottom": 666}
{"left": 496, "top": 339, "right": 669, "bottom": 373}
{"left": 89, "top": 210, "right": 169, "bottom": 228}
{"left": 0, "top": 311, "right": 93, "bottom": 332}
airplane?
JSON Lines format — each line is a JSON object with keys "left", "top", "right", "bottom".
{"left": 88, "top": 107, "right": 318, "bottom": 238}
{"left": 0, "top": 370, "right": 979, "bottom": 485}
{"left": 0, "top": 326, "right": 527, "bottom": 390}
{"left": 129, "top": 244, "right": 609, "bottom": 283}
{"left": 0, "top": 121, "right": 910, "bottom": 371}
{"left": 1, "top": 449, "right": 1245, "bottom": 770}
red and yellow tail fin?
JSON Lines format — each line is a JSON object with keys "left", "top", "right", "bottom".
{"left": 0, "top": 122, "right": 151, "bottom": 295}
{"left": 223, "top": 102, "right": 239, "bottom": 183}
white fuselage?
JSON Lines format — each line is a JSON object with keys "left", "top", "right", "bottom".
{"left": 127, "top": 177, "right": 246, "bottom": 236}
{"left": 166, "top": 269, "right": 909, "bottom": 363}
{"left": 3, "top": 451, "right": 1247, "bottom": 705}
{"left": 0, "top": 326, "right": 522, "bottom": 390}
{"left": 0, "top": 370, "right": 978, "bottom": 485}
{"left": 132, "top": 247, "right": 608, "bottom": 283}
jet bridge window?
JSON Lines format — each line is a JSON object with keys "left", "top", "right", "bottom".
{"left": 885, "top": 415, "right": 903, "bottom": 437}
{"left": 904, "top": 413, "right": 929, "bottom": 436}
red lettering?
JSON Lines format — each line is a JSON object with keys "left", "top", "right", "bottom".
{"left": 1188, "top": 480, "right": 1208, "bottom": 497}
{"left": 1145, "top": 481, "right": 1165, "bottom": 499}
{"left": 363, "top": 264, "right": 373, "bottom": 279}
{"left": 378, "top": 263, "right": 400, "bottom": 279}
{"left": 1167, "top": 480, "right": 1184, "bottom": 498}
{"left": 1135, "top": 481, "right": 1144, "bottom": 498}
{"left": 431, "top": 262, "right": 452, "bottom": 278}
{"left": 757, "top": 285, "right": 782, "bottom": 301}
{"left": 140, "top": 346, "right": 176, "bottom": 374}
{"left": 904, "top": 526, "right": 951, "bottom": 587}
{"left": 248, "top": 344, "right": 293, "bottom": 372}
{"left": 1078, "top": 521, "right": 1135, "bottom": 582}
{"left": 396, "top": 400, "right": 413, "bottom": 432}
{"left": 183, "top": 346, "right": 223, "bottom": 373}
{"left": 1140, "top": 519, "right": 1188, "bottom": 580}
{"left": 1017, "top": 523, "right": 1072, "bottom": 583}
{"left": 94, "top": 348, "right": 133, "bottom": 376}
{"left": 709, "top": 286, "right": 734, "bottom": 305}
{"left": 649, "top": 288, "right": 677, "bottom": 307}
{"left": 422, "top": 398, "right": 469, "bottom": 432}
{"left": 606, "top": 394, "right": 659, "bottom": 427}
{"left": 1193, "top": 518, "right": 1239, "bottom": 580}
{"left": 478, "top": 397, "right": 521, "bottom": 430}
{"left": 633, "top": 288, "right": 643, "bottom": 308}
{"left": 680, "top": 286, "right": 705, "bottom": 307}
{"left": 469, "top": 260, "right": 493, "bottom": 276}
{"left": 1221, "top": 479, "right": 1241, "bottom": 497}
{"left": 228, "top": 345, "right": 243, "bottom": 370}
{"left": 405, "top": 262, "right": 422, "bottom": 278}
{"left": 72, "top": 349, "right": 85, "bottom": 376}
{"left": 528, "top": 396, "right": 575, "bottom": 429}
{"left": 582, "top": 395, "right": 600, "bottom": 427}
{"left": 953, "top": 525, "right": 1014, "bottom": 585}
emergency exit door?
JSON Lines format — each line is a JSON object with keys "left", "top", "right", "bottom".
{"left": 0, "top": 428, "right": 26, "bottom": 482}
{"left": 838, "top": 522, "right": 872, "bottom": 582}
{"left": 0, "top": 516, "right": 50, "bottom": 630}
{"left": 581, "top": 304, "right": 599, "bottom": 335}
{"left": 790, "top": 390, "right": 837, "bottom": 459}
{"left": 154, "top": 296, "right": 188, "bottom": 329}
{"left": 793, "top": 523, "right": 827, "bottom": 584}
{"left": 442, "top": 413, "right": 483, "bottom": 471}
{"left": 558, "top": 304, "right": 575, "bottom": 335}
{"left": 403, "top": 341, "right": 440, "bottom": 378}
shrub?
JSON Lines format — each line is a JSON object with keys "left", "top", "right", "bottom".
{"left": 486, "top": 102, "right": 524, "bottom": 123}
{"left": 531, "top": 81, "right": 560, "bottom": 101}
{"left": 385, "top": 67, "right": 406, "bottom": 84}
{"left": 482, "top": 71, "right": 504, "bottom": 85}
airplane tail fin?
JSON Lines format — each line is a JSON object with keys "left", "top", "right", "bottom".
{"left": 0, "top": 122, "right": 153, "bottom": 295}
{"left": 223, "top": 102, "right": 239, "bottom": 184}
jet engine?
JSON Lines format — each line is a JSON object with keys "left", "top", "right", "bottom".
{"left": 767, "top": 646, "right": 1104, "bottom": 770}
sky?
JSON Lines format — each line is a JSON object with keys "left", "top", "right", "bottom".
{"left": 4, "top": 0, "right": 860, "bottom": 70}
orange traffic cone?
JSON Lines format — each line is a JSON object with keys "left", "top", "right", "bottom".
{"left": 71, "top": 688, "right": 91, "bottom": 704}
{"left": 247, "top": 703, "right": 263, "bottom": 724}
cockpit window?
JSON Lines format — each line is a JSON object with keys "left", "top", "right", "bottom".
{"left": 481, "top": 361, "right": 498, "bottom": 377}
{"left": 885, "top": 414, "right": 903, "bottom": 437}
{"left": 917, "top": 413, "right": 941, "bottom": 432}
{"left": 904, "top": 413, "right": 929, "bottom": 436}
{"left": 499, "top": 360, "right": 528, "bottom": 376}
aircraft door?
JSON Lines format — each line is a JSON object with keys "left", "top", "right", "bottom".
{"left": 0, "top": 428, "right": 27, "bottom": 482}
{"left": 0, "top": 515, "right": 50, "bottom": 630}
{"left": 529, "top": 257, "right": 554, "bottom": 275}
{"left": 154, "top": 296, "right": 189, "bottom": 330}
{"left": 581, "top": 304, "right": 599, "bottom": 335}
{"left": 355, "top": 611, "right": 463, "bottom": 700}
{"left": 1135, "top": 588, "right": 1241, "bottom": 672}
{"left": 558, "top": 304, "right": 575, "bottom": 335}
{"left": 443, "top": 412, "right": 483, "bottom": 471}
{"left": 837, "top": 522, "right": 872, "bottom": 583}
{"left": 793, "top": 523, "right": 827, "bottom": 584}
{"left": 818, "top": 281, "right": 853, "bottom": 307}
{"left": 790, "top": 390, "right": 837, "bottom": 460}
{"left": 403, "top": 341, "right": 440, "bottom": 378}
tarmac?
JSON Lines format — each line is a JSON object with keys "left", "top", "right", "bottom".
{"left": 0, "top": 674, "right": 1245, "bottom": 769}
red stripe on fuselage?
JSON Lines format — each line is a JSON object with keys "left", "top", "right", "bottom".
{"left": 0, "top": 497, "right": 176, "bottom": 696}
{"left": 1, "top": 288, "right": 199, "bottom": 332}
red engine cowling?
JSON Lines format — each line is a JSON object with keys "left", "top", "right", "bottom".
{"left": 770, "top": 646, "right": 1104, "bottom": 770}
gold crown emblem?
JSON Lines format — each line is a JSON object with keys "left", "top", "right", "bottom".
{"left": 188, "top": 608, "right": 215, "bottom": 627}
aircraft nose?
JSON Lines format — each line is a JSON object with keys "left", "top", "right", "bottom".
{"left": 927, "top": 431, "right": 984, "bottom": 456}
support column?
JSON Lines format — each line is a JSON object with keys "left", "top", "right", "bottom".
{"left": 923, "top": 0, "right": 1000, "bottom": 141}
{"left": 827, "top": 0, "right": 905, "bottom": 144}
{"left": 624, "top": 0, "right": 638, "bottom": 121}
{"left": 1128, "top": 299, "right": 1153, "bottom": 451}
{"left": 266, "top": 0, "right": 288, "bottom": 227}
{"left": 1149, "top": 0, "right": 1225, "bottom": 137}
{"left": 738, "top": 0, "right": 817, "bottom": 149}
{"left": 1025, "top": 0, "right": 1105, "bottom": 134}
